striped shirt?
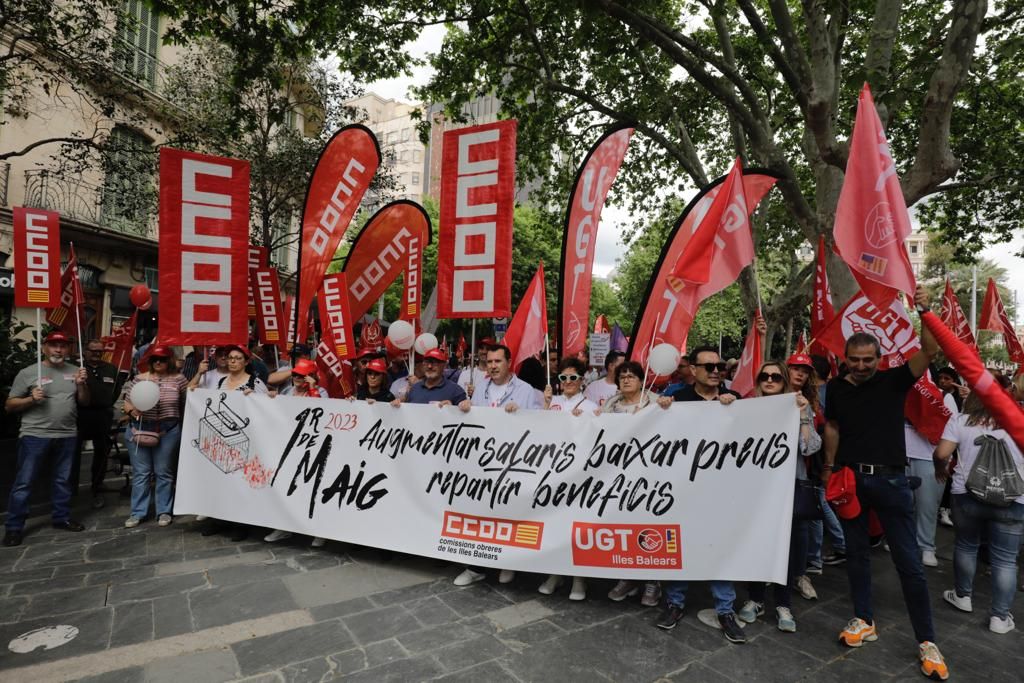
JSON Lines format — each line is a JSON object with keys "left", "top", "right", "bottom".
{"left": 123, "top": 373, "right": 188, "bottom": 422}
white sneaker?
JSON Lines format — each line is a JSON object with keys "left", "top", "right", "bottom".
{"left": 776, "top": 606, "right": 796, "bottom": 632}
{"left": 538, "top": 575, "right": 563, "bottom": 595}
{"left": 569, "top": 577, "right": 587, "bottom": 601}
{"left": 990, "top": 614, "right": 1015, "bottom": 634}
{"left": 938, "top": 508, "right": 953, "bottom": 527}
{"left": 263, "top": 529, "right": 292, "bottom": 543}
{"left": 795, "top": 575, "right": 817, "bottom": 600}
{"left": 124, "top": 517, "right": 141, "bottom": 528}
{"left": 194, "top": 515, "right": 208, "bottom": 522}
{"left": 942, "top": 589, "right": 972, "bottom": 612}
{"left": 454, "top": 568, "right": 486, "bottom": 586}
{"left": 157, "top": 514, "right": 172, "bottom": 527}
{"left": 310, "top": 537, "right": 326, "bottom": 548}
{"left": 922, "top": 550, "right": 938, "bottom": 567}
{"left": 498, "top": 569, "right": 516, "bottom": 584}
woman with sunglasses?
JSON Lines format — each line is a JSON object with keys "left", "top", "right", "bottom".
{"left": 735, "top": 360, "right": 821, "bottom": 633}
{"left": 537, "top": 358, "right": 598, "bottom": 601}
{"left": 121, "top": 345, "right": 188, "bottom": 528}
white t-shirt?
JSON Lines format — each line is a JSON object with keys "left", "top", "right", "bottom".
{"left": 457, "top": 366, "right": 489, "bottom": 391}
{"left": 584, "top": 379, "right": 619, "bottom": 407}
{"left": 470, "top": 376, "right": 541, "bottom": 410}
{"left": 905, "top": 393, "right": 959, "bottom": 460}
{"left": 197, "top": 368, "right": 229, "bottom": 390}
{"left": 942, "top": 413, "right": 1024, "bottom": 502}
{"left": 548, "top": 394, "right": 598, "bottom": 415}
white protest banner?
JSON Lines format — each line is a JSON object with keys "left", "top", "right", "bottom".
{"left": 589, "top": 333, "right": 611, "bottom": 368}
{"left": 176, "top": 391, "right": 798, "bottom": 582}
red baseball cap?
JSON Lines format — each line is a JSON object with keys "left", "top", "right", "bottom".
{"left": 44, "top": 332, "right": 71, "bottom": 344}
{"left": 422, "top": 348, "right": 448, "bottom": 363}
{"left": 365, "top": 358, "right": 388, "bottom": 375}
{"left": 148, "top": 345, "right": 175, "bottom": 360}
{"left": 220, "top": 344, "right": 250, "bottom": 359}
{"left": 291, "top": 359, "right": 318, "bottom": 377}
{"left": 787, "top": 353, "right": 814, "bottom": 369}
{"left": 479, "top": 337, "right": 496, "bottom": 348}
{"left": 826, "top": 467, "right": 861, "bottom": 520}
{"left": 356, "top": 347, "right": 378, "bottom": 360}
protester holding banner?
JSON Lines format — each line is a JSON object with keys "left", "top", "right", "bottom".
{"left": 74, "top": 339, "right": 120, "bottom": 510}
{"left": 121, "top": 345, "right": 187, "bottom": 529}
{"left": 3, "top": 333, "right": 89, "bottom": 547}
{"left": 215, "top": 345, "right": 269, "bottom": 395}
{"left": 933, "top": 391, "right": 1024, "bottom": 635}
{"left": 822, "top": 286, "right": 948, "bottom": 680}
{"left": 657, "top": 347, "right": 740, "bottom": 408}
{"left": 267, "top": 343, "right": 313, "bottom": 387}
{"left": 584, "top": 350, "right": 624, "bottom": 407}
{"left": 356, "top": 358, "right": 395, "bottom": 403}
{"left": 737, "top": 360, "right": 821, "bottom": 633}
{"left": 459, "top": 345, "right": 541, "bottom": 414}
{"left": 188, "top": 348, "right": 229, "bottom": 390}
{"left": 400, "top": 349, "right": 466, "bottom": 406}
{"left": 273, "top": 359, "right": 328, "bottom": 398}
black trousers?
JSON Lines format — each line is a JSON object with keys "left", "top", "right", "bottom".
{"left": 73, "top": 409, "right": 114, "bottom": 494}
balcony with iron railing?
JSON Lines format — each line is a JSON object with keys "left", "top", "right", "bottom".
{"left": 23, "top": 169, "right": 157, "bottom": 240}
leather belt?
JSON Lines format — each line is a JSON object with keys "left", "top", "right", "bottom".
{"left": 852, "top": 463, "right": 906, "bottom": 475}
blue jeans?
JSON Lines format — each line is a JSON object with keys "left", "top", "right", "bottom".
{"left": 750, "top": 516, "right": 808, "bottom": 609}
{"left": 908, "top": 459, "right": 944, "bottom": 552}
{"left": 5, "top": 435, "right": 76, "bottom": 530}
{"left": 952, "top": 494, "right": 1024, "bottom": 618}
{"left": 839, "top": 471, "right": 935, "bottom": 643}
{"left": 126, "top": 421, "right": 181, "bottom": 519}
{"left": 808, "top": 485, "right": 845, "bottom": 566}
{"left": 664, "top": 580, "right": 736, "bottom": 615}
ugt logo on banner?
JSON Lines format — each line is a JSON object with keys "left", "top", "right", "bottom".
{"left": 437, "top": 120, "right": 517, "bottom": 318}
{"left": 159, "top": 148, "right": 250, "bottom": 345}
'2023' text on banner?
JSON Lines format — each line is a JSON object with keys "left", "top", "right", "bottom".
{"left": 176, "top": 391, "right": 798, "bottom": 582}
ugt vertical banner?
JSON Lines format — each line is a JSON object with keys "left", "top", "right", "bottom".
{"left": 13, "top": 207, "right": 62, "bottom": 308}
{"left": 158, "top": 147, "right": 250, "bottom": 346}
{"left": 437, "top": 120, "right": 517, "bottom": 318}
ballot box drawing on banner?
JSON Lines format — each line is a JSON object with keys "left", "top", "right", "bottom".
{"left": 193, "top": 393, "right": 252, "bottom": 474}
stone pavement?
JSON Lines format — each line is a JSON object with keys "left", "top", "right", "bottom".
{"left": 1, "top": 491, "right": 1023, "bottom": 682}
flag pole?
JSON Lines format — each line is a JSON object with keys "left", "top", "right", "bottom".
{"left": 970, "top": 264, "right": 978, "bottom": 337}
{"left": 752, "top": 258, "right": 763, "bottom": 312}
{"left": 36, "top": 307, "right": 42, "bottom": 388}
{"left": 70, "top": 242, "right": 84, "bottom": 364}
{"left": 544, "top": 333, "right": 550, "bottom": 388}
{"left": 470, "top": 319, "right": 477, "bottom": 369}
{"left": 642, "top": 312, "right": 661, "bottom": 396}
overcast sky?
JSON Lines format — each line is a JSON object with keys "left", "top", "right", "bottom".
{"left": 362, "top": 26, "right": 1023, "bottom": 320}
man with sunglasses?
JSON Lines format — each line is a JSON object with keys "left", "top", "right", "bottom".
{"left": 659, "top": 347, "right": 741, "bottom": 406}
{"left": 74, "top": 339, "right": 120, "bottom": 509}
{"left": 820, "top": 286, "right": 948, "bottom": 680}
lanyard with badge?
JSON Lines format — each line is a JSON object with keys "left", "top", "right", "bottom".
{"left": 484, "top": 377, "right": 516, "bottom": 408}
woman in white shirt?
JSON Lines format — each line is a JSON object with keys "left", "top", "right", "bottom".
{"left": 934, "top": 391, "right": 1024, "bottom": 634}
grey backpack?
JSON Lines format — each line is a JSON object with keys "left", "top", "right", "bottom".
{"left": 965, "top": 435, "right": 1024, "bottom": 506}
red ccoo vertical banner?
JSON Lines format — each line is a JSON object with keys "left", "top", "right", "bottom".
{"left": 318, "top": 273, "right": 356, "bottom": 360}
{"left": 247, "top": 245, "right": 269, "bottom": 318}
{"left": 251, "top": 268, "right": 286, "bottom": 353}
{"left": 158, "top": 147, "right": 250, "bottom": 346}
{"left": 437, "top": 120, "right": 517, "bottom": 318}
{"left": 13, "top": 207, "right": 62, "bottom": 308}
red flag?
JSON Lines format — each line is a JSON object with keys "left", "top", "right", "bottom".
{"left": 455, "top": 332, "right": 468, "bottom": 360}
{"left": 502, "top": 263, "right": 548, "bottom": 371}
{"left": 342, "top": 201, "right": 431, "bottom": 323}
{"left": 816, "top": 292, "right": 921, "bottom": 364}
{"left": 905, "top": 371, "right": 953, "bottom": 444}
{"left": 794, "top": 331, "right": 808, "bottom": 355}
{"left": 360, "top": 318, "right": 383, "bottom": 350}
{"left": 251, "top": 268, "right": 286, "bottom": 353}
{"left": 13, "top": 207, "right": 61, "bottom": 308}
{"left": 315, "top": 339, "right": 354, "bottom": 398}
{"left": 628, "top": 172, "right": 778, "bottom": 366}
{"left": 158, "top": 147, "right": 250, "bottom": 346}
{"left": 670, "top": 157, "right": 747, "bottom": 285}
{"left": 833, "top": 84, "right": 916, "bottom": 307}
{"left": 46, "top": 245, "right": 85, "bottom": 335}
{"left": 103, "top": 311, "right": 137, "bottom": 373}
{"left": 297, "top": 125, "right": 380, "bottom": 344}
{"left": 939, "top": 278, "right": 976, "bottom": 348}
{"left": 979, "top": 278, "right": 1024, "bottom": 363}
{"left": 318, "top": 273, "right": 356, "bottom": 360}
{"left": 921, "top": 310, "right": 1024, "bottom": 452}
{"left": 593, "top": 314, "right": 609, "bottom": 334}
{"left": 729, "top": 310, "right": 763, "bottom": 398}
{"left": 559, "top": 124, "right": 633, "bottom": 358}
{"left": 437, "top": 120, "right": 517, "bottom": 318}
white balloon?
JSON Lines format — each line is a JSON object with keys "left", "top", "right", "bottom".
{"left": 387, "top": 319, "right": 415, "bottom": 350}
{"left": 129, "top": 380, "right": 160, "bottom": 412}
{"left": 413, "top": 333, "right": 438, "bottom": 355}
{"left": 648, "top": 343, "right": 681, "bottom": 376}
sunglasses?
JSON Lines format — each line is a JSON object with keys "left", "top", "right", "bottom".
{"left": 558, "top": 373, "right": 582, "bottom": 382}
{"left": 698, "top": 362, "right": 728, "bottom": 373}
{"left": 758, "top": 372, "right": 785, "bottom": 383}
{"left": 150, "top": 357, "right": 170, "bottom": 363}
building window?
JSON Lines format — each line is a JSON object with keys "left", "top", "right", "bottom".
{"left": 910, "top": 244, "right": 918, "bottom": 254}
{"left": 413, "top": 149, "right": 422, "bottom": 163}
{"left": 101, "top": 126, "right": 155, "bottom": 235}
{"left": 386, "top": 131, "right": 397, "bottom": 145}
{"left": 114, "top": 0, "right": 160, "bottom": 87}
{"left": 401, "top": 127, "right": 411, "bottom": 142}
{"left": 144, "top": 267, "right": 159, "bottom": 292}
{"left": 411, "top": 173, "right": 420, "bottom": 186}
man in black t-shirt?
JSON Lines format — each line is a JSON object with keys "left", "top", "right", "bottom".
{"left": 822, "top": 286, "right": 948, "bottom": 680}
{"left": 74, "top": 339, "right": 120, "bottom": 508}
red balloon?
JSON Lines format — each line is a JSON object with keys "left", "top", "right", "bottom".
{"left": 130, "top": 284, "right": 152, "bottom": 309}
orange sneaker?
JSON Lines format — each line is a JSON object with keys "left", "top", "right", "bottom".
{"left": 919, "top": 641, "right": 949, "bottom": 680}
{"left": 838, "top": 617, "right": 877, "bottom": 647}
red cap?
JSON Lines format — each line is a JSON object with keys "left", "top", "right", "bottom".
{"left": 422, "top": 348, "right": 448, "bottom": 363}
{"left": 365, "top": 358, "right": 388, "bottom": 375}
{"left": 825, "top": 467, "right": 861, "bottom": 520}
{"left": 291, "top": 358, "right": 318, "bottom": 377}
{"left": 787, "top": 353, "right": 813, "bottom": 369}
{"left": 479, "top": 337, "right": 496, "bottom": 347}
{"left": 220, "top": 344, "right": 250, "bottom": 359}
{"left": 44, "top": 332, "right": 71, "bottom": 344}
{"left": 148, "top": 345, "right": 175, "bottom": 360}
{"left": 356, "top": 347, "right": 377, "bottom": 359}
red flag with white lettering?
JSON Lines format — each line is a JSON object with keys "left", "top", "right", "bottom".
{"left": 905, "top": 371, "right": 953, "bottom": 444}
{"left": 342, "top": 201, "right": 431, "bottom": 323}
{"left": 103, "top": 311, "right": 137, "bottom": 373}
{"left": 729, "top": 310, "right": 763, "bottom": 399}
{"left": 559, "top": 124, "right": 632, "bottom": 358}
{"left": 627, "top": 171, "right": 778, "bottom": 365}
{"left": 297, "top": 125, "right": 381, "bottom": 344}
{"left": 251, "top": 268, "right": 286, "bottom": 353}
{"left": 502, "top": 262, "right": 548, "bottom": 371}
{"left": 833, "top": 84, "right": 916, "bottom": 307}
{"left": 437, "top": 119, "right": 517, "bottom": 319}
{"left": 13, "top": 207, "right": 61, "bottom": 308}
{"left": 247, "top": 246, "right": 269, "bottom": 319}
{"left": 940, "top": 278, "right": 976, "bottom": 349}
{"left": 46, "top": 245, "right": 85, "bottom": 335}
{"left": 980, "top": 278, "right": 1024, "bottom": 363}
{"left": 318, "top": 273, "right": 356, "bottom": 360}
{"left": 158, "top": 147, "right": 250, "bottom": 346}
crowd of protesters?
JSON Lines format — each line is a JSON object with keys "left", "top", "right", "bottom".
{"left": 6, "top": 286, "right": 1024, "bottom": 681}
